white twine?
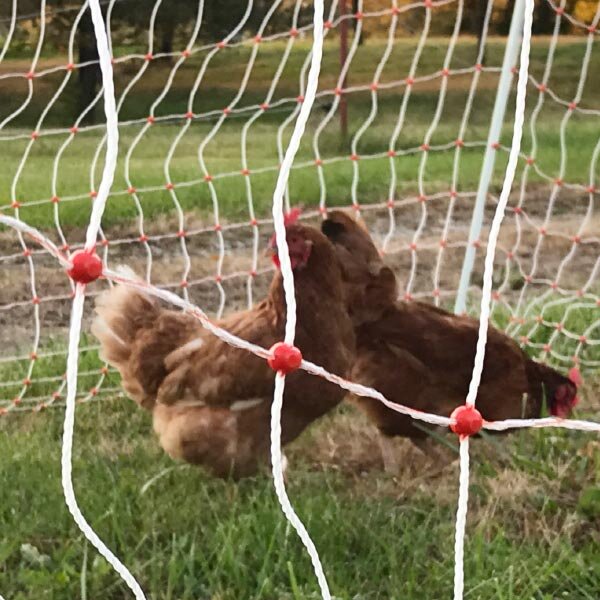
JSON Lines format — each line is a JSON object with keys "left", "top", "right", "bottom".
{"left": 301, "top": 359, "right": 452, "bottom": 428}
{"left": 453, "top": 437, "right": 470, "bottom": 600}
{"left": 271, "top": 1, "right": 323, "bottom": 346}
{"left": 84, "top": 0, "right": 119, "bottom": 252}
{"left": 62, "top": 288, "right": 146, "bottom": 599}
{"left": 464, "top": 0, "right": 534, "bottom": 409}
{"left": 483, "top": 416, "right": 600, "bottom": 433}
{"left": 270, "top": 375, "right": 332, "bottom": 597}
{"left": 453, "top": 0, "right": 535, "bottom": 598}
{"left": 60, "top": 0, "right": 146, "bottom": 598}
{"left": 3, "top": 216, "right": 600, "bottom": 428}
{"left": 0, "top": 215, "right": 70, "bottom": 268}
{"left": 268, "top": 0, "right": 331, "bottom": 597}
{"left": 0, "top": 2, "right": 597, "bottom": 596}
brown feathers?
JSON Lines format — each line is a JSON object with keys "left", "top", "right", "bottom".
{"left": 93, "top": 223, "right": 355, "bottom": 478}
{"left": 321, "top": 210, "right": 576, "bottom": 450}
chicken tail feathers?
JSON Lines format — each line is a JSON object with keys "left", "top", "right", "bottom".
{"left": 92, "top": 274, "right": 205, "bottom": 409}
{"left": 92, "top": 282, "right": 160, "bottom": 367}
{"left": 92, "top": 281, "right": 164, "bottom": 409}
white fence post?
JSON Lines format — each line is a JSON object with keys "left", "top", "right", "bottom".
{"left": 454, "top": 0, "right": 527, "bottom": 315}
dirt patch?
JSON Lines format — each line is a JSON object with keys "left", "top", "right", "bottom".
{"left": 0, "top": 183, "right": 598, "bottom": 362}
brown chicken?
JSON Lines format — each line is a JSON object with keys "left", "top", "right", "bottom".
{"left": 92, "top": 220, "right": 355, "bottom": 478}
{"left": 321, "top": 210, "right": 579, "bottom": 472}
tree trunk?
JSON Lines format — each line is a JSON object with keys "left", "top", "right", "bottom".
{"left": 499, "top": 0, "right": 516, "bottom": 36}
{"left": 159, "top": 20, "right": 175, "bottom": 62}
{"left": 351, "top": 0, "right": 363, "bottom": 45}
{"left": 77, "top": 13, "right": 101, "bottom": 124}
{"left": 533, "top": 0, "right": 555, "bottom": 34}
{"left": 461, "top": 0, "right": 487, "bottom": 64}
{"left": 474, "top": 0, "right": 487, "bottom": 63}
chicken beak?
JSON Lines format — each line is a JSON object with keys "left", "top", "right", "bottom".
{"left": 264, "top": 243, "right": 277, "bottom": 259}
{"left": 265, "top": 233, "right": 277, "bottom": 258}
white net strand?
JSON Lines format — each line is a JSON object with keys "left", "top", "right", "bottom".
{"left": 0, "top": 0, "right": 17, "bottom": 64}
{"left": 513, "top": 2, "right": 600, "bottom": 319}
{"left": 85, "top": 7, "right": 119, "bottom": 245}
{"left": 431, "top": 0, "right": 495, "bottom": 306}
{"left": 0, "top": 216, "right": 70, "bottom": 269}
{"left": 62, "top": 289, "right": 146, "bottom": 600}
{"left": 241, "top": 0, "right": 304, "bottom": 308}
{"left": 349, "top": 0, "right": 398, "bottom": 218}
{"left": 484, "top": 416, "right": 600, "bottom": 433}
{"left": 453, "top": 1, "right": 535, "bottom": 598}
{"left": 406, "top": 0, "right": 465, "bottom": 298}
{"left": 268, "top": 0, "right": 332, "bottom": 596}
{"left": 312, "top": 0, "right": 364, "bottom": 215}
{"left": 0, "top": 0, "right": 46, "bottom": 130}
{"left": 452, "top": 436, "right": 471, "bottom": 600}
{"left": 196, "top": 0, "right": 270, "bottom": 317}
{"left": 58, "top": 0, "right": 146, "bottom": 597}
{"left": 300, "top": 359, "right": 452, "bottom": 428}
{"left": 466, "top": 0, "right": 534, "bottom": 410}
{"left": 71, "top": 2, "right": 114, "bottom": 407}
{"left": 275, "top": 0, "right": 333, "bottom": 220}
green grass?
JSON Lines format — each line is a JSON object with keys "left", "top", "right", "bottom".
{"left": 1, "top": 37, "right": 598, "bottom": 230}
{"left": 1, "top": 35, "right": 600, "bottom": 599}
{"left": 1, "top": 391, "right": 600, "bottom": 600}
{"left": 0, "top": 328, "right": 599, "bottom": 599}
{"left": 489, "top": 298, "right": 600, "bottom": 368}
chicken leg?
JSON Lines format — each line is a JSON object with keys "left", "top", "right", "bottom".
{"left": 378, "top": 434, "right": 401, "bottom": 476}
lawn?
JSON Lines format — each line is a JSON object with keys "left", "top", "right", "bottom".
{"left": 0, "top": 390, "right": 600, "bottom": 599}
{"left": 0, "top": 37, "right": 598, "bottom": 230}
{"left": 1, "top": 32, "right": 600, "bottom": 600}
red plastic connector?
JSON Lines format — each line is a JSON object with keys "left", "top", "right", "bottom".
{"left": 268, "top": 342, "right": 303, "bottom": 374}
{"left": 67, "top": 250, "right": 103, "bottom": 284}
{"left": 450, "top": 405, "right": 483, "bottom": 437}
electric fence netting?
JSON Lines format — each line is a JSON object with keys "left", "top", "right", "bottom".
{"left": 0, "top": 0, "right": 599, "bottom": 598}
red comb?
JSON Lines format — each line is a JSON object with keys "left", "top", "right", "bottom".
{"left": 269, "top": 207, "right": 301, "bottom": 270}
{"left": 568, "top": 366, "right": 582, "bottom": 387}
{"left": 283, "top": 207, "right": 302, "bottom": 226}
